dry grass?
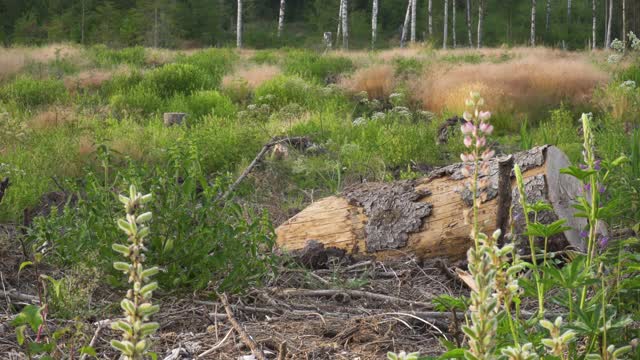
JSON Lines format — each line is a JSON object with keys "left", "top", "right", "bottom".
{"left": 63, "top": 66, "right": 129, "bottom": 93}
{"left": 145, "top": 48, "right": 178, "bottom": 66}
{"left": 28, "top": 106, "right": 76, "bottom": 130}
{"left": 0, "top": 43, "right": 83, "bottom": 81}
{"left": 222, "top": 64, "right": 282, "bottom": 89}
{"left": 340, "top": 64, "right": 396, "bottom": 100}
{"left": 412, "top": 50, "right": 609, "bottom": 117}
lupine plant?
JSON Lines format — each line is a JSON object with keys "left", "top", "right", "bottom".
{"left": 110, "top": 185, "right": 160, "bottom": 359}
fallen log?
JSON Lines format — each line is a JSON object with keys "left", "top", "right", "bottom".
{"left": 276, "top": 145, "right": 592, "bottom": 261}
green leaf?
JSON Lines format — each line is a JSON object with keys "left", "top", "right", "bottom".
{"left": 438, "top": 348, "right": 466, "bottom": 359}
{"left": 113, "top": 261, "right": 130, "bottom": 272}
{"left": 560, "top": 166, "right": 597, "bottom": 181}
{"left": 136, "top": 212, "right": 152, "bottom": 224}
{"left": 112, "top": 243, "right": 130, "bottom": 256}
{"left": 111, "top": 339, "right": 133, "bottom": 356}
{"left": 120, "top": 299, "right": 136, "bottom": 314}
{"left": 18, "top": 261, "right": 33, "bottom": 273}
{"left": 140, "top": 282, "right": 158, "bottom": 296}
{"left": 28, "top": 342, "right": 55, "bottom": 354}
{"left": 11, "top": 305, "right": 44, "bottom": 332}
{"left": 15, "top": 325, "right": 26, "bottom": 345}
{"left": 80, "top": 346, "right": 97, "bottom": 356}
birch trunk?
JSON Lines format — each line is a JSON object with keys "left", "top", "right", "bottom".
{"left": 567, "top": 0, "right": 572, "bottom": 26}
{"left": 477, "top": 0, "right": 484, "bottom": 48}
{"left": 372, "top": 0, "right": 379, "bottom": 48}
{"left": 342, "top": 0, "right": 349, "bottom": 49}
{"left": 337, "top": 0, "right": 344, "bottom": 43}
{"left": 452, "top": 0, "right": 456, "bottom": 48}
{"left": 443, "top": 0, "right": 449, "bottom": 49}
{"left": 531, "top": 0, "right": 536, "bottom": 46}
{"left": 545, "top": 0, "right": 551, "bottom": 34}
{"left": 277, "top": 0, "right": 286, "bottom": 38}
{"left": 401, "top": 0, "right": 412, "bottom": 47}
{"left": 410, "top": 0, "right": 417, "bottom": 43}
{"left": 606, "top": 0, "right": 613, "bottom": 48}
{"left": 604, "top": 0, "right": 608, "bottom": 45}
{"left": 466, "top": 0, "right": 473, "bottom": 47}
{"left": 428, "top": 0, "right": 433, "bottom": 37}
{"left": 592, "top": 0, "right": 597, "bottom": 48}
{"left": 623, "top": 0, "right": 626, "bottom": 46}
{"left": 237, "top": 0, "right": 242, "bottom": 48}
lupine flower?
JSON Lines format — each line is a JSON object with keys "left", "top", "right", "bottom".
{"left": 598, "top": 184, "right": 606, "bottom": 194}
{"left": 594, "top": 160, "right": 601, "bottom": 171}
{"left": 599, "top": 236, "right": 610, "bottom": 249}
{"left": 476, "top": 137, "right": 486, "bottom": 147}
{"left": 479, "top": 111, "right": 491, "bottom": 121}
{"left": 479, "top": 122, "right": 494, "bottom": 134}
{"left": 579, "top": 163, "right": 588, "bottom": 170}
{"left": 583, "top": 183, "right": 591, "bottom": 193}
{"left": 464, "top": 136, "right": 473, "bottom": 148}
{"left": 461, "top": 122, "right": 475, "bottom": 134}
{"left": 463, "top": 111, "right": 473, "bottom": 121}
{"left": 482, "top": 149, "right": 495, "bottom": 160}
{"left": 579, "top": 230, "right": 588, "bottom": 239}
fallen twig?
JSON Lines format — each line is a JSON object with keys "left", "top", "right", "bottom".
{"left": 197, "top": 328, "right": 234, "bottom": 358}
{"left": 219, "top": 292, "right": 267, "bottom": 360}
{"left": 271, "top": 288, "right": 434, "bottom": 309}
{"left": 80, "top": 320, "right": 110, "bottom": 360}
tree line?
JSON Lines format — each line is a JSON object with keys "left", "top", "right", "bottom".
{"left": 1, "top": 0, "right": 639, "bottom": 49}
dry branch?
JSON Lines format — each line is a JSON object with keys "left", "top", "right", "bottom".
{"left": 219, "top": 292, "right": 267, "bottom": 360}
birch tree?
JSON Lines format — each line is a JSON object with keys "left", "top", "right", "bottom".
{"left": 606, "top": 0, "right": 613, "bottom": 47}
{"left": 337, "top": 0, "right": 343, "bottom": 42}
{"left": 545, "top": 0, "right": 551, "bottom": 34}
{"left": 401, "top": 0, "right": 411, "bottom": 47}
{"left": 452, "top": 0, "right": 456, "bottom": 48}
{"left": 592, "top": 0, "right": 596, "bottom": 48}
{"left": 466, "top": 0, "right": 473, "bottom": 47}
{"left": 443, "top": 0, "right": 449, "bottom": 49}
{"left": 236, "top": 0, "right": 242, "bottom": 48}
{"left": 622, "top": 0, "right": 626, "bottom": 45}
{"left": 342, "top": 0, "right": 349, "bottom": 49}
{"left": 531, "top": 0, "right": 536, "bottom": 46}
{"left": 411, "top": 0, "right": 417, "bottom": 43}
{"left": 277, "top": 0, "right": 286, "bottom": 38}
{"left": 477, "top": 0, "right": 484, "bottom": 48}
{"left": 372, "top": 0, "right": 379, "bottom": 48}
{"left": 428, "top": 0, "right": 433, "bottom": 37}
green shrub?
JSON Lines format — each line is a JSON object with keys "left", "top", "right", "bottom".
{"left": 1, "top": 76, "right": 68, "bottom": 108}
{"left": 142, "top": 63, "right": 213, "bottom": 98}
{"left": 251, "top": 50, "right": 280, "bottom": 65}
{"left": 166, "top": 90, "right": 236, "bottom": 121}
{"left": 283, "top": 51, "right": 353, "bottom": 83}
{"left": 254, "top": 75, "right": 319, "bottom": 109}
{"left": 392, "top": 57, "right": 424, "bottom": 77}
{"left": 100, "top": 70, "right": 145, "bottom": 96}
{"left": 88, "top": 45, "right": 146, "bottom": 67}
{"left": 110, "top": 83, "right": 162, "bottom": 116}
{"left": 178, "top": 48, "right": 237, "bottom": 88}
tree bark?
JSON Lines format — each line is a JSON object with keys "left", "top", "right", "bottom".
{"left": 477, "top": 0, "right": 484, "bottom": 48}
{"left": 337, "top": 0, "right": 344, "bottom": 41}
{"left": 411, "top": 0, "right": 417, "bottom": 43}
{"left": 531, "top": 0, "right": 536, "bottom": 46}
{"left": 237, "top": 0, "right": 242, "bottom": 48}
{"left": 276, "top": 146, "right": 591, "bottom": 260}
{"left": 154, "top": 5, "right": 159, "bottom": 48}
{"left": 81, "top": 0, "right": 85, "bottom": 44}
{"left": 466, "top": 0, "right": 473, "bottom": 47}
{"left": 545, "top": 0, "right": 551, "bottom": 34}
{"left": 606, "top": 0, "right": 613, "bottom": 48}
{"left": 277, "top": 0, "right": 286, "bottom": 38}
{"left": 622, "top": 0, "right": 626, "bottom": 46}
{"left": 452, "top": 0, "right": 457, "bottom": 48}
{"left": 592, "top": 0, "right": 597, "bottom": 49}
{"left": 428, "top": 0, "right": 433, "bottom": 38}
{"left": 401, "top": 0, "right": 412, "bottom": 47}
{"left": 372, "top": 0, "right": 379, "bottom": 49}
{"left": 443, "top": 0, "right": 449, "bottom": 49}
{"left": 342, "top": 0, "right": 349, "bottom": 49}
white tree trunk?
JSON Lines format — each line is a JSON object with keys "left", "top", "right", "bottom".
{"left": 452, "top": 0, "right": 456, "bottom": 47}
{"left": 428, "top": 0, "right": 433, "bottom": 37}
{"left": 237, "top": 0, "right": 242, "bottom": 48}
{"left": 623, "top": 0, "right": 626, "bottom": 46}
{"left": 411, "top": 0, "right": 417, "bottom": 43}
{"left": 401, "top": 0, "right": 412, "bottom": 47}
{"left": 443, "top": 0, "right": 449, "bottom": 49}
{"left": 545, "top": 0, "right": 551, "bottom": 34}
{"left": 592, "top": 0, "right": 597, "bottom": 48}
{"left": 604, "top": 0, "right": 608, "bottom": 45}
{"left": 531, "top": 0, "right": 536, "bottom": 46}
{"left": 466, "top": 0, "right": 473, "bottom": 47}
{"left": 342, "top": 0, "right": 349, "bottom": 49}
{"left": 606, "top": 0, "right": 613, "bottom": 48}
{"left": 477, "top": 0, "right": 484, "bottom": 48}
{"left": 337, "top": 0, "right": 344, "bottom": 42}
{"left": 372, "top": 0, "right": 379, "bottom": 48}
{"left": 278, "top": 0, "right": 286, "bottom": 38}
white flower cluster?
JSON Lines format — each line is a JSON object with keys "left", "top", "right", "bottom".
{"left": 620, "top": 80, "right": 637, "bottom": 90}
{"left": 629, "top": 31, "right": 640, "bottom": 51}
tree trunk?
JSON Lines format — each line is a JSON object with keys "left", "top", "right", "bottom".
{"left": 277, "top": 0, "right": 286, "bottom": 38}
{"left": 372, "top": 0, "right": 379, "bottom": 49}
{"left": 622, "top": 0, "right": 626, "bottom": 46}
{"left": 452, "top": 0, "right": 457, "bottom": 48}
{"left": 411, "top": 0, "right": 417, "bottom": 43}
{"left": 154, "top": 5, "right": 159, "bottom": 48}
{"left": 81, "top": 0, "right": 85, "bottom": 45}
{"left": 606, "top": 0, "right": 613, "bottom": 48}
{"left": 237, "top": 0, "right": 242, "bottom": 48}
{"left": 276, "top": 146, "right": 591, "bottom": 260}
{"left": 592, "top": 0, "right": 597, "bottom": 49}
{"left": 428, "top": 0, "right": 433, "bottom": 37}
{"left": 545, "top": 0, "right": 551, "bottom": 34}
{"left": 443, "top": 0, "right": 449, "bottom": 49}
{"left": 531, "top": 0, "right": 536, "bottom": 46}
{"left": 342, "top": 0, "right": 349, "bottom": 49}
{"left": 337, "top": 0, "right": 343, "bottom": 41}
{"left": 401, "top": 0, "right": 412, "bottom": 47}
{"left": 477, "top": 0, "right": 484, "bottom": 48}
{"left": 466, "top": 0, "right": 473, "bottom": 47}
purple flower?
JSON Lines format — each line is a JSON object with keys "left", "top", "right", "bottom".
{"left": 579, "top": 164, "right": 588, "bottom": 170}
{"left": 599, "top": 235, "right": 610, "bottom": 249}
{"left": 583, "top": 183, "right": 591, "bottom": 193}
{"left": 594, "top": 160, "right": 601, "bottom": 171}
{"left": 598, "top": 184, "right": 606, "bottom": 194}
{"left": 579, "top": 230, "right": 589, "bottom": 239}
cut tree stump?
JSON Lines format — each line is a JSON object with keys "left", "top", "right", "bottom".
{"left": 163, "top": 112, "right": 187, "bottom": 126}
{"left": 276, "top": 145, "right": 596, "bottom": 261}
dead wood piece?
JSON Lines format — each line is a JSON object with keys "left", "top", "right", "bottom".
{"left": 0, "top": 177, "right": 9, "bottom": 204}
{"left": 2, "top": 290, "right": 39, "bottom": 304}
{"left": 271, "top": 288, "right": 433, "bottom": 309}
{"left": 163, "top": 112, "right": 187, "bottom": 126}
{"left": 437, "top": 115, "right": 465, "bottom": 144}
{"left": 219, "top": 293, "right": 268, "bottom": 360}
